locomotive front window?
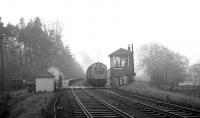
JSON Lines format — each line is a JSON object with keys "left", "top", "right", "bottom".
{"left": 95, "top": 71, "right": 104, "bottom": 74}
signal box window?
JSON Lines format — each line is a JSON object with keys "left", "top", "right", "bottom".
{"left": 95, "top": 71, "right": 104, "bottom": 74}
{"left": 112, "top": 56, "right": 129, "bottom": 67}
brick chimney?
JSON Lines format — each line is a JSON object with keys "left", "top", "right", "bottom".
{"left": 128, "top": 44, "right": 130, "bottom": 51}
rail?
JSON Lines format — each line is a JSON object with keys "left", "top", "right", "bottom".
{"left": 106, "top": 89, "right": 200, "bottom": 118}
{"left": 72, "top": 89, "right": 93, "bottom": 118}
{"left": 113, "top": 88, "right": 200, "bottom": 112}
{"left": 53, "top": 92, "right": 62, "bottom": 118}
{"left": 86, "top": 91, "right": 135, "bottom": 118}
{"left": 72, "top": 88, "right": 134, "bottom": 118}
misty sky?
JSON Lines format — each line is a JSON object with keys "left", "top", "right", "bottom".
{"left": 1, "top": 0, "right": 200, "bottom": 70}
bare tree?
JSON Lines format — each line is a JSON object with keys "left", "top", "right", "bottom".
{"left": 138, "top": 43, "right": 189, "bottom": 88}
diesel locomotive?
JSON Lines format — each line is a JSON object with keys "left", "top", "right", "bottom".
{"left": 86, "top": 62, "right": 107, "bottom": 87}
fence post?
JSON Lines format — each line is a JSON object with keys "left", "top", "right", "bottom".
{"left": 43, "top": 96, "right": 46, "bottom": 118}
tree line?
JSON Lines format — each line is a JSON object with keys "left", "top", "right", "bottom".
{"left": 137, "top": 42, "right": 199, "bottom": 89}
{"left": 0, "top": 17, "right": 84, "bottom": 90}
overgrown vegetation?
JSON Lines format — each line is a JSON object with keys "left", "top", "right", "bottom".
{"left": 0, "top": 92, "right": 11, "bottom": 118}
{"left": 0, "top": 17, "right": 84, "bottom": 90}
{"left": 137, "top": 42, "right": 189, "bottom": 88}
{"left": 190, "top": 62, "right": 200, "bottom": 84}
{"left": 120, "top": 81, "right": 200, "bottom": 109}
{"left": 9, "top": 89, "right": 55, "bottom": 118}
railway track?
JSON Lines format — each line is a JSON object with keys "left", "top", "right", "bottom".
{"left": 72, "top": 89, "right": 134, "bottom": 118}
{"left": 70, "top": 90, "right": 88, "bottom": 118}
{"left": 99, "top": 89, "right": 200, "bottom": 118}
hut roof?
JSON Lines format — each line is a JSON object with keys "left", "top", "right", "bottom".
{"left": 34, "top": 70, "right": 55, "bottom": 78}
{"left": 48, "top": 66, "right": 60, "bottom": 71}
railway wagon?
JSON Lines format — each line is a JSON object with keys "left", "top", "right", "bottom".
{"left": 87, "top": 62, "right": 107, "bottom": 87}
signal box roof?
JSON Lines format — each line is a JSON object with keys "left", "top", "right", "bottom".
{"left": 109, "top": 48, "right": 132, "bottom": 57}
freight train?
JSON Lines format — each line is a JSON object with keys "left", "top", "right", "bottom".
{"left": 86, "top": 62, "right": 107, "bottom": 87}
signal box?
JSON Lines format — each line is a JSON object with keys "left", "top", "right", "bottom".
{"left": 108, "top": 45, "right": 136, "bottom": 86}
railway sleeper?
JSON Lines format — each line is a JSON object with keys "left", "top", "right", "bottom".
{"left": 89, "top": 111, "right": 115, "bottom": 113}
{"left": 186, "top": 116, "right": 200, "bottom": 118}
{"left": 92, "top": 115, "right": 120, "bottom": 117}
{"left": 172, "top": 111, "right": 192, "bottom": 115}
{"left": 87, "top": 109, "right": 113, "bottom": 111}
{"left": 71, "top": 114, "right": 87, "bottom": 118}
{"left": 91, "top": 115, "right": 119, "bottom": 117}
{"left": 73, "top": 89, "right": 135, "bottom": 118}
{"left": 91, "top": 113, "right": 119, "bottom": 115}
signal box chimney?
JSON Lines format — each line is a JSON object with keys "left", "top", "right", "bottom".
{"left": 128, "top": 44, "right": 130, "bottom": 51}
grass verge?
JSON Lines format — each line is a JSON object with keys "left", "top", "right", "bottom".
{"left": 9, "top": 89, "right": 55, "bottom": 118}
{"left": 119, "top": 81, "right": 200, "bottom": 110}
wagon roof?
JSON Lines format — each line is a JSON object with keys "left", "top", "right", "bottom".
{"left": 109, "top": 48, "right": 132, "bottom": 57}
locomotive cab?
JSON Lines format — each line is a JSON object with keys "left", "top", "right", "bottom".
{"left": 86, "top": 62, "right": 107, "bottom": 87}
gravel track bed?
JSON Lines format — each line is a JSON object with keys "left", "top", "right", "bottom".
{"left": 56, "top": 90, "right": 75, "bottom": 118}
{"left": 87, "top": 89, "right": 154, "bottom": 118}
{"left": 106, "top": 89, "right": 174, "bottom": 111}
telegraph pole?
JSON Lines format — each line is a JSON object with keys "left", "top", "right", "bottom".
{"left": 0, "top": 18, "right": 4, "bottom": 92}
{"left": 131, "top": 43, "right": 134, "bottom": 73}
{"left": 165, "top": 67, "right": 168, "bottom": 85}
{"left": 0, "top": 34, "right": 4, "bottom": 92}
